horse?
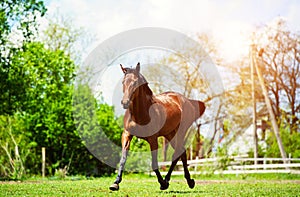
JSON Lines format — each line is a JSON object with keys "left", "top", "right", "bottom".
{"left": 109, "top": 62, "right": 206, "bottom": 191}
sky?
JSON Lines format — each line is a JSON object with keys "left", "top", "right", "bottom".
{"left": 43, "top": 0, "right": 300, "bottom": 62}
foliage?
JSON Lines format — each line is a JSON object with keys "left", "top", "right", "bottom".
{"left": 215, "top": 146, "right": 231, "bottom": 171}
{"left": 73, "top": 84, "right": 124, "bottom": 176}
{"left": 1, "top": 43, "right": 125, "bottom": 176}
{"left": 0, "top": 0, "right": 46, "bottom": 43}
{"left": 0, "top": 114, "right": 36, "bottom": 180}
{"left": 0, "top": 0, "right": 124, "bottom": 177}
{"left": 0, "top": 0, "right": 46, "bottom": 115}
{"left": 5, "top": 42, "right": 78, "bottom": 175}
{"left": 125, "top": 137, "right": 152, "bottom": 172}
{"left": 265, "top": 127, "right": 300, "bottom": 158}
{"left": 248, "top": 123, "right": 300, "bottom": 158}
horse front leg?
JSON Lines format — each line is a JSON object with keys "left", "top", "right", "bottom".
{"left": 109, "top": 131, "right": 132, "bottom": 191}
{"left": 149, "top": 138, "right": 169, "bottom": 190}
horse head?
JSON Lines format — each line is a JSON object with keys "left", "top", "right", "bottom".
{"left": 120, "top": 62, "right": 148, "bottom": 109}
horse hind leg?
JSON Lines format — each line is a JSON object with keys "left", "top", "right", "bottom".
{"left": 181, "top": 151, "right": 195, "bottom": 189}
{"left": 164, "top": 133, "right": 183, "bottom": 184}
{"left": 164, "top": 149, "right": 181, "bottom": 183}
{"left": 164, "top": 146, "right": 194, "bottom": 188}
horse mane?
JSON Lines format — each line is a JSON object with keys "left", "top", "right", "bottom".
{"left": 141, "top": 83, "right": 153, "bottom": 96}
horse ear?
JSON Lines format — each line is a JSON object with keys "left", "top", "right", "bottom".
{"left": 120, "top": 64, "right": 127, "bottom": 74}
{"left": 136, "top": 62, "right": 140, "bottom": 73}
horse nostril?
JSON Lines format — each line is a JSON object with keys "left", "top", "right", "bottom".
{"left": 121, "top": 100, "right": 130, "bottom": 109}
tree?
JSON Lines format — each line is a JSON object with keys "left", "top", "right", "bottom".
{"left": 0, "top": 0, "right": 124, "bottom": 177}
{"left": 0, "top": 0, "right": 46, "bottom": 44}
{"left": 225, "top": 18, "right": 299, "bottom": 158}
{"left": 0, "top": 0, "right": 46, "bottom": 115}
{"left": 73, "top": 84, "right": 125, "bottom": 175}
{"left": 253, "top": 18, "right": 300, "bottom": 134}
{"left": 42, "top": 11, "right": 94, "bottom": 64}
{"left": 6, "top": 42, "right": 77, "bottom": 174}
{"left": 265, "top": 127, "right": 300, "bottom": 158}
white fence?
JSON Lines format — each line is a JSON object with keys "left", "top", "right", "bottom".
{"left": 151, "top": 156, "right": 300, "bottom": 175}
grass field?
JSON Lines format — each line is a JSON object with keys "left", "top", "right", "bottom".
{"left": 1, "top": 173, "right": 300, "bottom": 196}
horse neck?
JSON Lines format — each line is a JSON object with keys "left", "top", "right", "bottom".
{"left": 129, "top": 85, "right": 154, "bottom": 124}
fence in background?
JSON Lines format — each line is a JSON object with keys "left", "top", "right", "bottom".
{"left": 150, "top": 156, "right": 300, "bottom": 175}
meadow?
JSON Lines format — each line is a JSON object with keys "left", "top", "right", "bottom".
{"left": 1, "top": 173, "right": 299, "bottom": 197}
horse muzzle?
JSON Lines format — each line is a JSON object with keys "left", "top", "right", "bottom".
{"left": 121, "top": 99, "right": 130, "bottom": 109}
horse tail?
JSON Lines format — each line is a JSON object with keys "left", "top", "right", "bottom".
{"left": 198, "top": 101, "right": 206, "bottom": 117}
{"left": 190, "top": 99, "right": 206, "bottom": 118}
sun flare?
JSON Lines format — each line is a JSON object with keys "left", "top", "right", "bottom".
{"left": 213, "top": 22, "right": 252, "bottom": 63}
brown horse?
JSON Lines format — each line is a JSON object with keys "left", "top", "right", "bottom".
{"left": 109, "top": 62, "right": 205, "bottom": 191}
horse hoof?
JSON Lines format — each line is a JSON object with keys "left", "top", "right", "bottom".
{"left": 160, "top": 180, "right": 169, "bottom": 190}
{"left": 188, "top": 179, "right": 195, "bottom": 189}
{"left": 109, "top": 183, "right": 119, "bottom": 191}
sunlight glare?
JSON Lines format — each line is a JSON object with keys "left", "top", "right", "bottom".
{"left": 213, "top": 22, "right": 253, "bottom": 63}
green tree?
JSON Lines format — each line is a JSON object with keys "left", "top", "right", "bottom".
{"left": 0, "top": 0, "right": 46, "bottom": 115}
{"left": 0, "top": 0, "right": 126, "bottom": 177}
{"left": 265, "top": 127, "right": 300, "bottom": 158}
{"left": 7, "top": 42, "right": 78, "bottom": 174}
{"left": 73, "top": 84, "right": 124, "bottom": 175}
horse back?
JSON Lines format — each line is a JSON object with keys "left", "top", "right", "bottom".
{"left": 156, "top": 91, "right": 205, "bottom": 120}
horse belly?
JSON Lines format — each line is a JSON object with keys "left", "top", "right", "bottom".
{"left": 157, "top": 104, "right": 181, "bottom": 136}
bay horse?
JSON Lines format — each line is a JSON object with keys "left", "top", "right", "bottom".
{"left": 109, "top": 62, "right": 205, "bottom": 191}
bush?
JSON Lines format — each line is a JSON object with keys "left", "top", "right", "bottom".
{"left": 0, "top": 114, "right": 36, "bottom": 180}
{"left": 265, "top": 127, "right": 300, "bottom": 158}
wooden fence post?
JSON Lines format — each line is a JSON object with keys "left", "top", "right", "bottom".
{"left": 42, "top": 147, "right": 46, "bottom": 178}
{"left": 250, "top": 44, "right": 258, "bottom": 167}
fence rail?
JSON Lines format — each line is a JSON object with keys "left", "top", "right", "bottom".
{"left": 150, "top": 156, "right": 300, "bottom": 176}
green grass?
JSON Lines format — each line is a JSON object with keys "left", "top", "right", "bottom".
{"left": 1, "top": 174, "right": 300, "bottom": 196}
